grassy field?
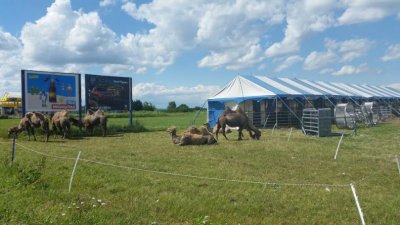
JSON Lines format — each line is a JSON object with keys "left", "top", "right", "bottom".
{"left": 0, "top": 112, "right": 399, "bottom": 224}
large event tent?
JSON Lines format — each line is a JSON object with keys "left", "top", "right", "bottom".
{"left": 207, "top": 76, "right": 400, "bottom": 128}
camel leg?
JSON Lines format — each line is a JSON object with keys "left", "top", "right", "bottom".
{"left": 220, "top": 123, "right": 229, "bottom": 140}
{"left": 215, "top": 123, "right": 221, "bottom": 140}
{"left": 31, "top": 128, "right": 37, "bottom": 141}
{"left": 238, "top": 127, "right": 243, "bottom": 140}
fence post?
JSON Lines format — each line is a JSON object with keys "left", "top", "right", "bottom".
{"left": 10, "top": 134, "right": 16, "bottom": 166}
{"left": 69, "top": 151, "right": 81, "bottom": 193}
{"left": 334, "top": 134, "right": 344, "bottom": 160}
{"left": 287, "top": 128, "right": 293, "bottom": 142}
{"left": 350, "top": 183, "right": 366, "bottom": 225}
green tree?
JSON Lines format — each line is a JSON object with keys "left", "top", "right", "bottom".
{"left": 143, "top": 101, "right": 156, "bottom": 111}
{"left": 132, "top": 99, "right": 143, "bottom": 111}
{"left": 167, "top": 101, "right": 177, "bottom": 112}
{"left": 176, "top": 104, "right": 190, "bottom": 112}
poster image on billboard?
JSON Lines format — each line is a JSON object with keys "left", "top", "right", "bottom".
{"left": 21, "top": 70, "right": 81, "bottom": 112}
{"left": 85, "top": 74, "right": 132, "bottom": 111}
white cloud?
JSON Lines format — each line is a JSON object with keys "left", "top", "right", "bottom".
{"left": 338, "top": 0, "right": 400, "bottom": 25}
{"left": 381, "top": 44, "right": 400, "bottom": 61}
{"left": 21, "top": 0, "right": 122, "bottom": 66}
{"left": 304, "top": 51, "right": 337, "bottom": 70}
{"left": 132, "top": 82, "right": 221, "bottom": 108}
{"left": 265, "top": 0, "right": 337, "bottom": 57}
{"left": 325, "top": 38, "right": 374, "bottom": 62}
{"left": 0, "top": 28, "right": 20, "bottom": 50}
{"left": 123, "top": 0, "right": 285, "bottom": 70}
{"left": 0, "top": 29, "right": 24, "bottom": 94}
{"left": 274, "top": 55, "right": 303, "bottom": 72}
{"left": 388, "top": 83, "right": 400, "bottom": 90}
{"left": 99, "top": 0, "right": 116, "bottom": 7}
{"left": 332, "top": 63, "right": 368, "bottom": 76}
{"left": 302, "top": 38, "right": 373, "bottom": 73}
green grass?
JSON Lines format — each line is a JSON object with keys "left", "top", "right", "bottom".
{"left": 0, "top": 114, "right": 399, "bottom": 224}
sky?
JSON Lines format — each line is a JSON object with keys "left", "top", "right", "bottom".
{"left": 0, "top": 0, "right": 400, "bottom": 108}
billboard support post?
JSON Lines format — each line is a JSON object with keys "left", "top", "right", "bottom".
{"left": 129, "top": 78, "right": 133, "bottom": 128}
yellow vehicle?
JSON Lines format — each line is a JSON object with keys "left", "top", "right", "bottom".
{"left": 0, "top": 92, "right": 22, "bottom": 115}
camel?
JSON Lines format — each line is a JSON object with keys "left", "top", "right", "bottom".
{"left": 8, "top": 117, "right": 34, "bottom": 140}
{"left": 23, "top": 112, "right": 50, "bottom": 142}
{"left": 166, "top": 127, "right": 181, "bottom": 144}
{"left": 167, "top": 127, "right": 217, "bottom": 145}
{"left": 215, "top": 107, "right": 261, "bottom": 141}
{"left": 51, "top": 110, "right": 71, "bottom": 139}
{"left": 83, "top": 109, "right": 107, "bottom": 136}
{"left": 203, "top": 122, "right": 231, "bottom": 134}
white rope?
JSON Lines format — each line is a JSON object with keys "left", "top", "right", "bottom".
{"left": 68, "top": 151, "right": 81, "bottom": 192}
{"left": 396, "top": 155, "right": 400, "bottom": 175}
{"left": 350, "top": 183, "right": 366, "bottom": 225}
{"left": 15, "top": 142, "right": 349, "bottom": 188}
{"left": 0, "top": 141, "right": 12, "bottom": 144}
{"left": 334, "top": 134, "right": 344, "bottom": 160}
{"left": 15, "top": 142, "right": 76, "bottom": 160}
{"left": 272, "top": 123, "right": 277, "bottom": 134}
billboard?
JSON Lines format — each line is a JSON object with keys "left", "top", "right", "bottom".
{"left": 85, "top": 74, "right": 132, "bottom": 111}
{"left": 21, "top": 70, "right": 81, "bottom": 113}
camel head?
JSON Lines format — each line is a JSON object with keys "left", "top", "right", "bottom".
{"left": 166, "top": 127, "right": 177, "bottom": 135}
{"left": 7, "top": 126, "right": 19, "bottom": 138}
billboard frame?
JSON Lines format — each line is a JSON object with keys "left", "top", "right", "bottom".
{"left": 85, "top": 74, "right": 133, "bottom": 127}
{"left": 21, "top": 69, "right": 82, "bottom": 118}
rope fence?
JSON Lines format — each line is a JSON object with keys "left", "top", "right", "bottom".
{"left": 3, "top": 138, "right": 399, "bottom": 225}
{"left": 14, "top": 142, "right": 349, "bottom": 188}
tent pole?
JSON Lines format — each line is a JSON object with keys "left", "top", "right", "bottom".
{"left": 275, "top": 97, "right": 278, "bottom": 128}
{"left": 277, "top": 96, "right": 305, "bottom": 133}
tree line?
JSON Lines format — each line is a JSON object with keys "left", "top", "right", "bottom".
{"left": 132, "top": 100, "right": 203, "bottom": 112}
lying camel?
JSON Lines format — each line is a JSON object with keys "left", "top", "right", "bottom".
{"left": 167, "top": 127, "right": 217, "bottom": 146}
{"left": 83, "top": 109, "right": 107, "bottom": 136}
{"left": 166, "top": 127, "right": 181, "bottom": 144}
{"left": 216, "top": 107, "right": 261, "bottom": 141}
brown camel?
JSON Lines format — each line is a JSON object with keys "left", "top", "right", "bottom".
{"left": 83, "top": 109, "right": 107, "bottom": 136}
{"left": 8, "top": 117, "right": 34, "bottom": 140}
{"left": 51, "top": 110, "right": 71, "bottom": 139}
{"left": 24, "top": 112, "right": 50, "bottom": 142}
{"left": 216, "top": 107, "right": 261, "bottom": 141}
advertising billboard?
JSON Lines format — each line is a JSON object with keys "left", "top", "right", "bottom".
{"left": 21, "top": 70, "right": 81, "bottom": 113}
{"left": 85, "top": 74, "right": 132, "bottom": 111}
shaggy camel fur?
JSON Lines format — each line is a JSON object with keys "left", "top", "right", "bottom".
{"left": 166, "top": 127, "right": 181, "bottom": 144}
{"left": 24, "top": 112, "right": 50, "bottom": 142}
{"left": 8, "top": 117, "right": 34, "bottom": 140}
{"left": 51, "top": 110, "right": 71, "bottom": 139}
{"left": 202, "top": 122, "right": 232, "bottom": 134}
{"left": 167, "top": 127, "right": 217, "bottom": 146}
{"left": 216, "top": 107, "right": 261, "bottom": 141}
{"left": 83, "top": 109, "right": 107, "bottom": 136}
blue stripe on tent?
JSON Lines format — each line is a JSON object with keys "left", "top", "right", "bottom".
{"left": 246, "top": 76, "right": 317, "bottom": 99}
{"left": 293, "top": 78, "right": 337, "bottom": 96}
{"left": 366, "top": 85, "right": 398, "bottom": 98}
{"left": 269, "top": 77, "right": 316, "bottom": 95}
{"left": 350, "top": 84, "right": 386, "bottom": 98}
{"left": 245, "top": 76, "right": 292, "bottom": 95}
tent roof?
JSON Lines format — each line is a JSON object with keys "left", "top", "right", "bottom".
{"left": 208, "top": 75, "right": 400, "bottom": 101}
{"left": 208, "top": 76, "right": 275, "bottom": 101}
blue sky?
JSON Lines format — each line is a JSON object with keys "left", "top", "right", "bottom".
{"left": 0, "top": 0, "right": 400, "bottom": 108}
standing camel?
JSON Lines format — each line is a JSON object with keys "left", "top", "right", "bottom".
{"left": 216, "top": 107, "right": 261, "bottom": 141}
{"left": 24, "top": 112, "right": 50, "bottom": 142}
{"left": 83, "top": 109, "right": 107, "bottom": 136}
